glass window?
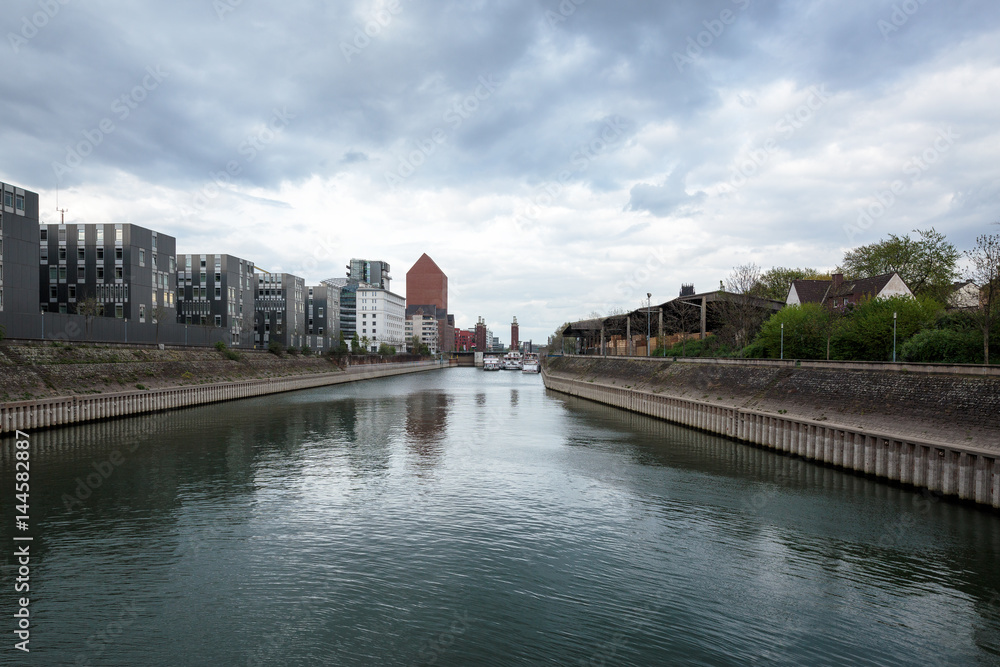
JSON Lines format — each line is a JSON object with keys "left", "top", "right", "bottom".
{"left": 49, "top": 285, "right": 57, "bottom": 299}
{"left": 40, "top": 247, "right": 48, "bottom": 262}
{"left": 77, "top": 266, "right": 85, "bottom": 280}
{"left": 97, "top": 266, "right": 104, "bottom": 280}
{"left": 97, "top": 247, "right": 104, "bottom": 260}
{"left": 215, "top": 315, "right": 221, "bottom": 327}
{"left": 139, "top": 304, "right": 146, "bottom": 322}
{"left": 58, "top": 266, "right": 66, "bottom": 280}
{"left": 96, "top": 227, "right": 104, "bottom": 243}
{"left": 78, "top": 228, "right": 85, "bottom": 242}
{"left": 3, "top": 192, "right": 11, "bottom": 207}
{"left": 152, "top": 235, "right": 157, "bottom": 250}
{"left": 58, "top": 247, "right": 67, "bottom": 260}
{"left": 115, "top": 266, "right": 123, "bottom": 280}
{"left": 139, "top": 249, "right": 145, "bottom": 265}
{"left": 115, "top": 247, "right": 123, "bottom": 260}
{"left": 215, "top": 287, "right": 221, "bottom": 299}
{"left": 40, "top": 228, "right": 47, "bottom": 241}
{"left": 49, "top": 266, "right": 57, "bottom": 280}
{"left": 115, "top": 304, "right": 123, "bottom": 318}
{"left": 68, "top": 284, "right": 76, "bottom": 299}
{"left": 15, "top": 195, "right": 24, "bottom": 211}
{"left": 78, "top": 247, "right": 85, "bottom": 260}
{"left": 115, "top": 228, "right": 123, "bottom": 244}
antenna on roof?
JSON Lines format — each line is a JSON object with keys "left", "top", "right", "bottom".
{"left": 55, "top": 185, "right": 67, "bottom": 223}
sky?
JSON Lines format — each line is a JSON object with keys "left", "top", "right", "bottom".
{"left": 2, "top": 0, "right": 999, "bottom": 345}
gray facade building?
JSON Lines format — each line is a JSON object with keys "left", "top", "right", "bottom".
{"left": 254, "top": 272, "right": 305, "bottom": 349}
{"left": 39, "top": 223, "right": 176, "bottom": 325}
{"left": 305, "top": 284, "right": 339, "bottom": 352}
{"left": 0, "top": 181, "right": 40, "bottom": 320}
{"left": 347, "top": 258, "right": 391, "bottom": 290}
{"left": 176, "top": 254, "right": 256, "bottom": 347}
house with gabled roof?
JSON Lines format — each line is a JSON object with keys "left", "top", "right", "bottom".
{"left": 786, "top": 272, "right": 912, "bottom": 311}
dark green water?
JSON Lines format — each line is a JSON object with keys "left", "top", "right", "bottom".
{"left": 2, "top": 368, "right": 1000, "bottom": 666}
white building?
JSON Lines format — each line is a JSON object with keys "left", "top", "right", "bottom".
{"left": 405, "top": 307, "right": 439, "bottom": 353}
{"left": 356, "top": 285, "right": 405, "bottom": 352}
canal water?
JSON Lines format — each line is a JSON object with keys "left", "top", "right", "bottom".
{"left": 3, "top": 368, "right": 1000, "bottom": 666}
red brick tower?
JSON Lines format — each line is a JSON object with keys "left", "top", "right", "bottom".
{"left": 406, "top": 253, "right": 453, "bottom": 352}
{"left": 511, "top": 316, "right": 519, "bottom": 353}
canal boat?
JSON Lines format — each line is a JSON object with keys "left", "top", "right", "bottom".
{"left": 483, "top": 356, "right": 502, "bottom": 371}
{"left": 521, "top": 353, "right": 540, "bottom": 373}
{"left": 502, "top": 352, "right": 523, "bottom": 370}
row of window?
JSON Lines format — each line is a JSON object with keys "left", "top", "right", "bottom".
{"left": 49, "top": 264, "right": 126, "bottom": 281}
{"left": 3, "top": 192, "right": 25, "bottom": 211}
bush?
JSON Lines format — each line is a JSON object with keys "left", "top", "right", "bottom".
{"left": 287, "top": 345, "right": 300, "bottom": 356}
{"left": 301, "top": 345, "right": 312, "bottom": 356}
{"left": 749, "top": 303, "right": 833, "bottom": 359}
{"left": 900, "top": 328, "right": 983, "bottom": 364}
{"left": 215, "top": 340, "right": 240, "bottom": 360}
{"left": 377, "top": 343, "right": 396, "bottom": 356}
{"left": 268, "top": 340, "right": 285, "bottom": 356}
{"left": 829, "top": 295, "right": 940, "bottom": 361}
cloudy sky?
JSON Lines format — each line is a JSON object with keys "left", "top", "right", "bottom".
{"left": 2, "top": 0, "right": 999, "bottom": 344}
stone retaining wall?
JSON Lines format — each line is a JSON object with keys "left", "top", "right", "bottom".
{"left": 1, "top": 360, "right": 445, "bottom": 434}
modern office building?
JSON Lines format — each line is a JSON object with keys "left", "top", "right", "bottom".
{"left": 356, "top": 284, "right": 405, "bottom": 352}
{"left": 0, "top": 181, "right": 40, "bottom": 323}
{"left": 405, "top": 253, "right": 454, "bottom": 353}
{"left": 176, "top": 254, "right": 256, "bottom": 346}
{"left": 347, "top": 258, "right": 391, "bottom": 290}
{"left": 39, "top": 222, "right": 176, "bottom": 323}
{"left": 405, "top": 306, "right": 439, "bottom": 354}
{"left": 305, "top": 283, "right": 340, "bottom": 352}
{"left": 254, "top": 272, "right": 305, "bottom": 349}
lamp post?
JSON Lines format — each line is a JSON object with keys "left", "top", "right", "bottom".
{"left": 780, "top": 322, "right": 784, "bottom": 360}
{"left": 124, "top": 318, "right": 128, "bottom": 344}
{"left": 646, "top": 292, "right": 652, "bottom": 357}
{"left": 893, "top": 311, "right": 897, "bottom": 362}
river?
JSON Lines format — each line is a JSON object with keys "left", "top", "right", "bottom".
{"left": 2, "top": 368, "right": 1000, "bottom": 665}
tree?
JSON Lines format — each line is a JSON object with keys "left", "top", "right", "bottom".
{"left": 662, "top": 301, "right": 700, "bottom": 356}
{"left": 350, "top": 332, "right": 361, "bottom": 354}
{"left": 716, "top": 263, "right": 770, "bottom": 349}
{"left": 360, "top": 335, "right": 371, "bottom": 352}
{"left": 840, "top": 228, "right": 959, "bottom": 298}
{"left": 410, "top": 334, "right": 422, "bottom": 354}
{"left": 966, "top": 232, "right": 1000, "bottom": 364}
{"left": 753, "top": 267, "right": 822, "bottom": 302}
{"left": 77, "top": 297, "right": 103, "bottom": 340}
{"left": 151, "top": 305, "right": 167, "bottom": 344}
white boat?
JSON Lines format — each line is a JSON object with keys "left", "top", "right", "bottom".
{"left": 502, "top": 351, "right": 522, "bottom": 370}
{"left": 483, "top": 356, "right": 502, "bottom": 371}
{"left": 521, "top": 353, "right": 540, "bottom": 373}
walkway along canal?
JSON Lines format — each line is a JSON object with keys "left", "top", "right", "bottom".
{"left": 543, "top": 355, "right": 1000, "bottom": 510}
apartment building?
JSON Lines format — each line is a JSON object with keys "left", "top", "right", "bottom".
{"left": 0, "top": 181, "right": 40, "bottom": 320}
{"left": 254, "top": 272, "right": 305, "bottom": 348}
{"left": 39, "top": 223, "right": 176, "bottom": 323}
{"left": 176, "top": 254, "right": 256, "bottom": 346}
{"left": 305, "top": 283, "right": 340, "bottom": 351}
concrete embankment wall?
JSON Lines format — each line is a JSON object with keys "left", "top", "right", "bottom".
{"left": 1, "top": 359, "right": 445, "bottom": 434}
{"left": 543, "top": 356, "right": 1000, "bottom": 510}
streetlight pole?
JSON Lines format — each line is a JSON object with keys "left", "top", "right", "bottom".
{"left": 780, "top": 322, "right": 784, "bottom": 360}
{"left": 646, "top": 292, "right": 651, "bottom": 357}
{"left": 893, "top": 311, "right": 897, "bottom": 362}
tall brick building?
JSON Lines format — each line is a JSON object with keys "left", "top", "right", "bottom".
{"left": 405, "top": 253, "right": 454, "bottom": 352}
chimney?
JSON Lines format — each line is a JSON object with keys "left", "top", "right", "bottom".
{"left": 832, "top": 273, "right": 844, "bottom": 288}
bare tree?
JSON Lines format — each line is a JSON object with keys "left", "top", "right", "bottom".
{"left": 716, "top": 263, "right": 770, "bottom": 351}
{"left": 966, "top": 232, "right": 1000, "bottom": 364}
{"left": 77, "top": 297, "right": 103, "bottom": 340}
{"left": 151, "top": 305, "right": 167, "bottom": 344}
{"left": 663, "top": 302, "right": 700, "bottom": 356}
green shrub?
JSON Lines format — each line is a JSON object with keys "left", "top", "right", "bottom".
{"left": 301, "top": 345, "right": 312, "bottom": 356}
{"left": 829, "top": 295, "right": 941, "bottom": 361}
{"left": 900, "top": 328, "right": 983, "bottom": 364}
{"left": 749, "top": 303, "right": 833, "bottom": 359}
{"left": 268, "top": 341, "right": 285, "bottom": 356}
{"left": 215, "top": 340, "right": 240, "bottom": 360}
